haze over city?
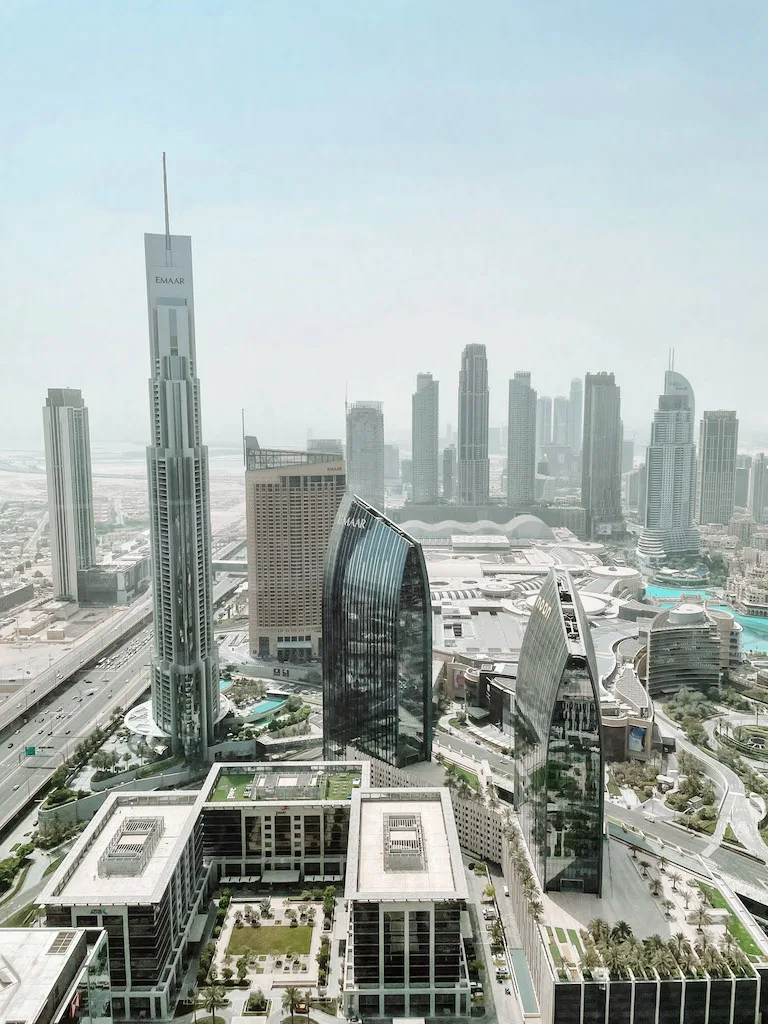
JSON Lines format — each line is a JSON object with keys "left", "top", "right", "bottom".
{"left": 3, "top": 2, "right": 768, "bottom": 448}
{"left": 5, "top": 8, "right": 768, "bottom": 1024}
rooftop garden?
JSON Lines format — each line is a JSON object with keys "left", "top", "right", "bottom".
{"left": 566, "top": 916, "right": 755, "bottom": 981}
{"left": 324, "top": 772, "right": 360, "bottom": 800}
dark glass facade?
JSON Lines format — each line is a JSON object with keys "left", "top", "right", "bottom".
{"left": 552, "top": 976, "right": 762, "bottom": 1024}
{"left": 323, "top": 495, "right": 432, "bottom": 767}
{"left": 514, "top": 569, "right": 604, "bottom": 895}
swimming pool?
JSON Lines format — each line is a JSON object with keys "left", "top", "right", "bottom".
{"left": 250, "top": 698, "right": 287, "bottom": 715}
{"left": 645, "top": 585, "right": 768, "bottom": 653}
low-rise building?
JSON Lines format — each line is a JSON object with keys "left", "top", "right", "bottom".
{"left": 41, "top": 792, "right": 211, "bottom": 1021}
{"left": 0, "top": 927, "right": 110, "bottom": 1024}
{"left": 200, "top": 761, "right": 367, "bottom": 884}
{"left": 645, "top": 603, "right": 740, "bottom": 696}
{"left": 343, "top": 786, "right": 472, "bottom": 1020}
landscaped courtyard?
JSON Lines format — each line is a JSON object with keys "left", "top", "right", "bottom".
{"left": 324, "top": 772, "right": 360, "bottom": 801}
{"left": 228, "top": 923, "right": 313, "bottom": 956}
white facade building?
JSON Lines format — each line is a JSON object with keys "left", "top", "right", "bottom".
{"left": 344, "top": 787, "right": 471, "bottom": 1021}
{"left": 749, "top": 452, "right": 768, "bottom": 525}
{"left": 42, "top": 792, "right": 211, "bottom": 1022}
{"left": 637, "top": 369, "right": 700, "bottom": 564}
{"left": 43, "top": 388, "right": 96, "bottom": 602}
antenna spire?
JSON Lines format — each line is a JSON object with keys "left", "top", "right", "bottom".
{"left": 162, "top": 152, "right": 171, "bottom": 250}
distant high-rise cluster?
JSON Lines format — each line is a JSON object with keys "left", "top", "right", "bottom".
{"left": 346, "top": 401, "right": 385, "bottom": 510}
{"left": 42, "top": 387, "right": 96, "bottom": 602}
{"left": 457, "top": 344, "right": 490, "bottom": 505}
{"left": 750, "top": 453, "right": 768, "bottom": 524}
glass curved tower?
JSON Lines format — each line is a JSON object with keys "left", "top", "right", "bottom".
{"left": 514, "top": 569, "right": 604, "bottom": 895}
{"left": 322, "top": 494, "right": 432, "bottom": 767}
{"left": 145, "top": 227, "right": 219, "bottom": 761}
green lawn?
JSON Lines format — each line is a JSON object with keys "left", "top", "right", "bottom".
{"left": 324, "top": 773, "right": 360, "bottom": 801}
{"left": 548, "top": 943, "right": 564, "bottom": 967}
{"left": 555, "top": 927, "right": 567, "bottom": 943}
{"left": 208, "top": 772, "right": 254, "bottom": 802}
{"left": 567, "top": 929, "right": 584, "bottom": 956}
{"left": 697, "top": 882, "right": 764, "bottom": 957}
{"left": 228, "top": 924, "right": 312, "bottom": 956}
{"left": 454, "top": 766, "right": 480, "bottom": 791}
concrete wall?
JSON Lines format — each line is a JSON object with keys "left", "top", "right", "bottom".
{"left": 39, "top": 767, "right": 201, "bottom": 831}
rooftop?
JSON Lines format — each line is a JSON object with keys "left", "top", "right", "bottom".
{"left": 203, "top": 761, "right": 367, "bottom": 803}
{"left": 0, "top": 928, "right": 88, "bottom": 1024}
{"left": 346, "top": 788, "right": 467, "bottom": 901}
{"left": 42, "top": 792, "right": 200, "bottom": 907}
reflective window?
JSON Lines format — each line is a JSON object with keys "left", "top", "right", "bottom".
{"left": 323, "top": 496, "right": 431, "bottom": 767}
{"left": 514, "top": 571, "right": 604, "bottom": 894}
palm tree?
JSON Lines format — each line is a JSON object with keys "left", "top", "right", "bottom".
{"left": 611, "top": 921, "right": 633, "bottom": 943}
{"left": 456, "top": 778, "right": 473, "bottom": 801}
{"left": 202, "top": 984, "right": 227, "bottom": 1024}
{"left": 661, "top": 899, "right": 675, "bottom": 918}
{"left": 657, "top": 855, "right": 668, "bottom": 874}
{"left": 587, "top": 918, "right": 611, "bottom": 945}
{"left": 639, "top": 859, "right": 651, "bottom": 877}
{"left": 282, "top": 986, "right": 302, "bottom": 1023}
{"left": 650, "top": 877, "right": 662, "bottom": 897}
{"left": 443, "top": 764, "right": 457, "bottom": 791}
{"left": 682, "top": 890, "right": 692, "bottom": 910}
{"left": 602, "top": 945, "right": 628, "bottom": 979}
{"left": 529, "top": 900, "right": 544, "bottom": 922}
{"left": 692, "top": 905, "right": 712, "bottom": 933}
{"left": 668, "top": 871, "right": 683, "bottom": 892}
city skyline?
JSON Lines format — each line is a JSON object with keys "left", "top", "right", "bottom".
{"left": 5, "top": 5, "right": 768, "bottom": 449}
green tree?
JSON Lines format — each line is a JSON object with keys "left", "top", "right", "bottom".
{"left": 482, "top": 883, "right": 495, "bottom": 899}
{"left": 201, "top": 984, "right": 227, "bottom": 1023}
{"left": 692, "top": 905, "right": 712, "bottom": 933}
{"left": 668, "top": 871, "right": 682, "bottom": 892}
{"left": 282, "top": 986, "right": 302, "bottom": 1023}
{"left": 661, "top": 899, "right": 675, "bottom": 918}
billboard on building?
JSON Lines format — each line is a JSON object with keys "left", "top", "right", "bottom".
{"left": 629, "top": 724, "right": 647, "bottom": 753}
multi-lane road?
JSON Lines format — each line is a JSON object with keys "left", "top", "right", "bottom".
{"left": 0, "top": 574, "right": 241, "bottom": 833}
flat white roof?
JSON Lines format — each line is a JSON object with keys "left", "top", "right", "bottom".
{"left": 346, "top": 789, "right": 467, "bottom": 901}
{"left": 0, "top": 928, "right": 86, "bottom": 1023}
{"left": 43, "top": 793, "right": 199, "bottom": 907}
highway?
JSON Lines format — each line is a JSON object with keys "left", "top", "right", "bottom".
{"left": 0, "top": 574, "right": 241, "bottom": 833}
{"left": 0, "top": 574, "right": 241, "bottom": 736}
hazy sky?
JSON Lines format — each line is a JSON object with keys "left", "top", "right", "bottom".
{"left": 3, "top": 1, "right": 768, "bottom": 452}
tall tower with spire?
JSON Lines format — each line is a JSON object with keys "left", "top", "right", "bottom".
{"left": 145, "top": 156, "right": 219, "bottom": 760}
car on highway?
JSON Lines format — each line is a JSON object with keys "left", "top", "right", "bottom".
{"left": 65, "top": 729, "right": 71, "bottom": 735}
{"left": 12, "top": 785, "right": 19, "bottom": 791}
{"left": 7, "top": 742, "right": 12, "bottom": 748}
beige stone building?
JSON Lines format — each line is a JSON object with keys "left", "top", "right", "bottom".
{"left": 245, "top": 439, "right": 345, "bottom": 661}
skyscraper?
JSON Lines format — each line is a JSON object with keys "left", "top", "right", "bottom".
{"left": 323, "top": 495, "right": 432, "bottom": 768}
{"left": 637, "top": 370, "right": 699, "bottom": 564}
{"left": 514, "top": 569, "right": 604, "bottom": 896}
{"left": 552, "top": 396, "right": 569, "bottom": 446}
{"left": 695, "top": 411, "right": 739, "bottom": 526}
{"left": 144, "top": 179, "right": 219, "bottom": 761}
{"left": 581, "top": 372, "right": 624, "bottom": 538}
{"left": 43, "top": 388, "right": 96, "bottom": 602}
{"left": 506, "top": 372, "right": 537, "bottom": 506}
{"left": 536, "top": 395, "right": 553, "bottom": 455}
{"left": 443, "top": 444, "right": 456, "bottom": 501}
{"left": 567, "top": 377, "right": 583, "bottom": 454}
{"left": 307, "top": 438, "right": 343, "bottom": 455}
{"left": 457, "top": 344, "right": 489, "bottom": 505}
{"left": 750, "top": 454, "right": 768, "bottom": 524}
{"left": 245, "top": 438, "right": 345, "bottom": 662}
{"left": 412, "top": 373, "right": 440, "bottom": 504}
{"left": 346, "top": 401, "right": 385, "bottom": 510}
